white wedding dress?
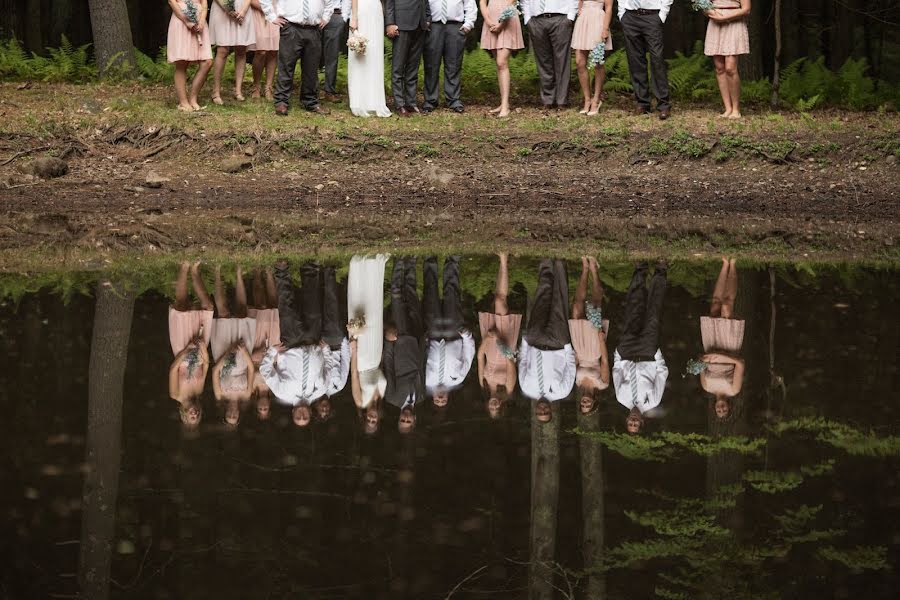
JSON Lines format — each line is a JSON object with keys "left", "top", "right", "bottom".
{"left": 347, "top": 254, "right": 389, "bottom": 406}
{"left": 342, "top": 0, "right": 392, "bottom": 117}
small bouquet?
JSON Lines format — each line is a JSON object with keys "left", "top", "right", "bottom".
{"left": 185, "top": 346, "right": 201, "bottom": 379}
{"left": 347, "top": 32, "right": 368, "bottom": 56}
{"left": 183, "top": 0, "right": 203, "bottom": 45}
{"left": 683, "top": 358, "right": 709, "bottom": 378}
{"left": 691, "top": 0, "right": 715, "bottom": 11}
{"left": 497, "top": 5, "right": 520, "bottom": 23}
{"left": 586, "top": 301, "right": 603, "bottom": 331}
{"left": 588, "top": 41, "right": 606, "bottom": 69}
{"left": 347, "top": 315, "right": 367, "bottom": 339}
{"left": 221, "top": 351, "right": 237, "bottom": 379}
{"left": 497, "top": 341, "right": 518, "bottom": 362}
{"left": 224, "top": 0, "right": 237, "bottom": 12}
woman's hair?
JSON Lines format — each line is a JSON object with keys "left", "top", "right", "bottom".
{"left": 577, "top": 385, "right": 603, "bottom": 414}
{"left": 358, "top": 399, "right": 383, "bottom": 435}
{"left": 481, "top": 379, "right": 509, "bottom": 402}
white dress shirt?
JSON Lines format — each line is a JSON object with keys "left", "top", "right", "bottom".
{"left": 425, "top": 331, "right": 475, "bottom": 392}
{"left": 326, "top": 338, "right": 351, "bottom": 396}
{"left": 259, "top": 345, "right": 337, "bottom": 405}
{"left": 517, "top": 339, "right": 576, "bottom": 401}
{"left": 617, "top": 0, "right": 674, "bottom": 23}
{"left": 260, "top": 0, "right": 336, "bottom": 24}
{"left": 522, "top": 0, "right": 579, "bottom": 25}
{"left": 428, "top": 0, "right": 477, "bottom": 29}
{"left": 612, "top": 349, "right": 668, "bottom": 413}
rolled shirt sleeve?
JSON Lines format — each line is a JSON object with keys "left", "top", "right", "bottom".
{"left": 260, "top": 0, "right": 278, "bottom": 22}
{"left": 523, "top": 0, "right": 533, "bottom": 25}
{"left": 566, "top": 0, "right": 578, "bottom": 21}
{"left": 650, "top": 349, "right": 668, "bottom": 409}
{"left": 659, "top": 0, "right": 673, "bottom": 23}
{"left": 327, "top": 338, "right": 351, "bottom": 396}
{"left": 561, "top": 343, "right": 576, "bottom": 396}
{"left": 463, "top": 0, "right": 477, "bottom": 29}
{"left": 460, "top": 330, "right": 476, "bottom": 379}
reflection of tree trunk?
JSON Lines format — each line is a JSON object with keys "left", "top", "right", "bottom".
{"left": 79, "top": 281, "right": 134, "bottom": 600}
{"left": 530, "top": 400, "right": 560, "bottom": 600}
{"left": 577, "top": 408, "right": 606, "bottom": 599}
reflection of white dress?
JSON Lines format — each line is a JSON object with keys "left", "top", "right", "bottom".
{"left": 343, "top": 0, "right": 392, "bottom": 117}
{"left": 348, "top": 254, "right": 390, "bottom": 406}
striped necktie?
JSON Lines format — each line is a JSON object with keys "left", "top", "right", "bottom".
{"left": 438, "top": 339, "right": 446, "bottom": 385}
{"left": 537, "top": 351, "right": 545, "bottom": 396}
{"left": 302, "top": 350, "right": 310, "bottom": 397}
{"left": 539, "top": 0, "right": 546, "bottom": 14}
{"left": 441, "top": 0, "right": 448, "bottom": 23}
{"left": 629, "top": 361, "right": 639, "bottom": 407}
{"left": 302, "top": 0, "right": 310, "bottom": 22}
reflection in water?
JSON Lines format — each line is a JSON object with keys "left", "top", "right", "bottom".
{"left": 1, "top": 257, "right": 898, "bottom": 599}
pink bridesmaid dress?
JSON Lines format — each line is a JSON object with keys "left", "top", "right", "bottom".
{"left": 704, "top": 0, "right": 750, "bottom": 56}
{"left": 167, "top": 1, "right": 214, "bottom": 62}
{"left": 480, "top": 0, "right": 525, "bottom": 51}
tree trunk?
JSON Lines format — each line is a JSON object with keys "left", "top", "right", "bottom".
{"left": 578, "top": 408, "right": 606, "bottom": 599}
{"left": 24, "top": 0, "right": 42, "bottom": 53}
{"left": 50, "top": 0, "right": 76, "bottom": 46}
{"left": 86, "top": 0, "right": 135, "bottom": 75}
{"left": 529, "top": 400, "right": 561, "bottom": 600}
{"left": 771, "top": 0, "right": 782, "bottom": 106}
{"left": 78, "top": 280, "right": 135, "bottom": 600}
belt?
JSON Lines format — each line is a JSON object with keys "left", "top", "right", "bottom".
{"left": 333, "top": 8, "right": 341, "bottom": 14}
{"left": 629, "top": 8, "right": 660, "bottom": 15}
{"left": 288, "top": 21, "right": 321, "bottom": 28}
{"left": 533, "top": 12, "right": 565, "bottom": 19}
{"left": 439, "top": 20, "right": 463, "bottom": 25}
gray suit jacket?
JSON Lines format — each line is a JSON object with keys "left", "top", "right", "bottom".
{"left": 385, "top": 0, "right": 431, "bottom": 31}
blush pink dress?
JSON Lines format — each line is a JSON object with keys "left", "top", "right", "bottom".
{"left": 209, "top": 0, "right": 257, "bottom": 47}
{"left": 480, "top": 0, "right": 525, "bottom": 51}
{"left": 704, "top": 0, "right": 750, "bottom": 56}
{"left": 570, "top": 1, "right": 613, "bottom": 51}
{"left": 568, "top": 317, "right": 610, "bottom": 389}
{"left": 167, "top": 1, "right": 214, "bottom": 63}
{"left": 478, "top": 311, "right": 523, "bottom": 388}
{"left": 248, "top": 308, "right": 281, "bottom": 365}
{"left": 168, "top": 306, "right": 214, "bottom": 356}
{"left": 251, "top": 3, "right": 280, "bottom": 51}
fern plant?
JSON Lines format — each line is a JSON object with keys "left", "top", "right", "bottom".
{"left": 31, "top": 35, "right": 96, "bottom": 82}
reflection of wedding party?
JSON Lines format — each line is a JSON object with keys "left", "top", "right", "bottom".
{"left": 169, "top": 255, "right": 746, "bottom": 436}
{"left": 167, "top": 0, "right": 752, "bottom": 118}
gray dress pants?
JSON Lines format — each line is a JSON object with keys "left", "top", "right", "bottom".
{"left": 423, "top": 22, "right": 467, "bottom": 110}
{"left": 620, "top": 10, "right": 671, "bottom": 111}
{"left": 274, "top": 22, "right": 322, "bottom": 110}
{"left": 391, "top": 29, "right": 426, "bottom": 107}
{"left": 527, "top": 15, "right": 574, "bottom": 107}
{"left": 321, "top": 12, "right": 347, "bottom": 95}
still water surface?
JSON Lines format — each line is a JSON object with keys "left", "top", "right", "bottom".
{"left": 0, "top": 257, "right": 897, "bottom": 599}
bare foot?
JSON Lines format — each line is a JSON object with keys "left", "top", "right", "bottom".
{"left": 581, "top": 256, "right": 590, "bottom": 271}
{"left": 264, "top": 87, "right": 274, "bottom": 101}
{"left": 588, "top": 256, "right": 599, "bottom": 271}
{"left": 191, "top": 260, "right": 202, "bottom": 275}
{"left": 579, "top": 99, "right": 590, "bottom": 115}
{"left": 251, "top": 87, "right": 261, "bottom": 100}
{"left": 497, "top": 251, "right": 508, "bottom": 262}
{"left": 588, "top": 98, "right": 602, "bottom": 117}
{"left": 189, "top": 98, "right": 202, "bottom": 111}
{"left": 235, "top": 91, "right": 246, "bottom": 102}
{"left": 498, "top": 108, "right": 510, "bottom": 118}
{"left": 488, "top": 106, "right": 502, "bottom": 114}
{"left": 211, "top": 94, "right": 224, "bottom": 106}
{"left": 177, "top": 103, "right": 193, "bottom": 112}
{"left": 727, "top": 112, "right": 742, "bottom": 120}
{"left": 718, "top": 110, "right": 732, "bottom": 118}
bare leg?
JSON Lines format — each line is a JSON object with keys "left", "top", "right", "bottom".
{"left": 233, "top": 265, "right": 248, "bottom": 318}
{"left": 233, "top": 47, "right": 248, "bottom": 100}
{"left": 722, "top": 258, "right": 738, "bottom": 319}
{"left": 214, "top": 265, "right": 232, "bottom": 318}
{"left": 265, "top": 53, "right": 277, "bottom": 99}
{"left": 191, "top": 261, "right": 214, "bottom": 310}
{"left": 589, "top": 65, "right": 606, "bottom": 115}
{"left": 251, "top": 51, "right": 265, "bottom": 98}
{"left": 572, "top": 257, "right": 589, "bottom": 319}
{"left": 710, "top": 257, "right": 729, "bottom": 317}
{"left": 252, "top": 268, "right": 265, "bottom": 308}
{"left": 212, "top": 46, "right": 229, "bottom": 104}
{"left": 588, "top": 257, "right": 604, "bottom": 305}
{"left": 175, "top": 262, "right": 191, "bottom": 310}
{"left": 265, "top": 267, "right": 278, "bottom": 308}
{"left": 713, "top": 55, "right": 731, "bottom": 118}
{"left": 725, "top": 56, "right": 741, "bottom": 118}
{"left": 496, "top": 49, "right": 511, "bottom": 117}
{"left": 173, "top": 62, "right": 193, "bottom": 111}
{"left": 493, "top": 252, "right": 509, "bottom": 316}
{"left": 575, "top": 50, "right": 590, "bottom": 113}
{"left": 189, "top": 59, "right": 213, "bottom": 109}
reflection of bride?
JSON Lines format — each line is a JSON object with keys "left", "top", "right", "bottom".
{"left": 347, "top": 255, "right": 389, "bottom": 427}
{"left": 342, "top": 0, "right": 391, "bottom": 117}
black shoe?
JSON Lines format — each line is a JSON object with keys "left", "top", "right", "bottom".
{"left": 451, "top": 105, "right": 465, "bottom": 113}
{"left": 422, "top": 106, "right": 434, "bottom": 114}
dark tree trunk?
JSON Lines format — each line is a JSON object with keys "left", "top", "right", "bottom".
{"left": 86, "top": 0, "right": 134, "bottom": 75}
{"left": 529, "top": 400, "right": 560, "bottom": 600}
{"left": 24, "top": 0, "right": 42, "bottom": 53}
{"left": 739, "top": 0, "right": 766, "bottom": 80}
{"left": 577, "top": 408, "right": 606, "bottom": 599}
{"left": 78, "top": 280, "right": 134, "bottom": 600}
{"left": 772, "top": 0, "right": 783, "bottom": 106}
{"left": 50, "top": 0, "right": 76, "bottom": 46}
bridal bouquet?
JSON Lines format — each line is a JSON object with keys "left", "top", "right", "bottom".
{"left": 224, "top": 0, "right": 237, "bottom": 11}
{"left": 588, "top": 41, "right": 606, "bottom": 69}
{"left": 691, "top": 0, "right": 715, "bottom": 11}
{"left": 347, "top": 315, "right": 367, "bottom": 339}
{"left": 498, "top": 5, "right": 520, "bottom": 23}
{"left": 683, "top": 358, "right": 709, "bottom": 378}
{"left": 347, "top": 32, "right": 368, "bottom": 56}
{"left": 497, "top": 341, "right": 518, "bottom": 362}
{"left": 183, "top": 0, "right": 203, "bottom": 45}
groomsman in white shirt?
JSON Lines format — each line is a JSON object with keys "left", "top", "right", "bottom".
{"left": 518, "top": 259, "right": 577, "bottom": 422}
{"left": 423, "top": 256, "right": 475, "bottom": 406}
{"left": 612, "top": 262, "right": 669, "bottom": 434}
{"left": 422, "top": 0, "right": 477, "bottom": 113}
{"left": 321, "top": 3, "right": 348, "bottom": 102}
{"left": 260, "top": 0, "right": 334, "bottom": 116}
{"left": 384, "top": 257, "right": 426, "bottom": 433}
{"left": 617, "top": 0, "right": 673, "bottom": 118}
{"left": 522, "top": 0, "right": 579, "bottom": 108}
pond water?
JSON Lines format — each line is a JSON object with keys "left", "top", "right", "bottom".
{"left": 0, "top": 257, "right": 897, "bottom": 600}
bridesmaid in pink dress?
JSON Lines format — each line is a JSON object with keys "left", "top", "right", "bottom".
{"left": 570, "top": 0, "right": 613, "bottom": 116}
{"left": 249, "top": 0, "right": 280, "bottom": 100}
{"left": 248, "top": 267, "right": 280, "bottom": 421}
{"left": 699, "top": 258, "right": 745, "bottom": 420}
{"left": 168, "top": 261, "right": 215, "bottom": 429}
{"left": 167, "top": 0, "right": 214, "bottom": 111}
{"left": 479, "top": 0, "right": 525, "bottom": 118}
{"left": 567, "top": 256, "right": 610, "bottom": 415}
{"left": 704, "top": 0, "right": 752, "bottom": 118}
{"left": 477, "top": 253, "right": 523, "bottom": 419}
{"left": 209, "top": 0, "right": 257, "bottom": 104}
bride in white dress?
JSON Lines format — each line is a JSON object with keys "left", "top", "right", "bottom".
{"left": 347, "top": 255, "right": 389, "bottom": 418}
{"left": 342, "top": 0, "right": 392, "bottom": 117}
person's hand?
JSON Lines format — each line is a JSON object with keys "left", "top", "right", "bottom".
{"left": 350, "top": 16, "right": 358, "bottom": 31}
{"left": 386, "top": 24, "right": 400, "bottom": 38}
{"left": 424, "top": 20, "right": 431, "bottom": 31}
{"left": 274, "top": 16, "right": 288, "bottom": 26}
{"left": 488, "top": 22, "right": 501, "bottom": 33}
{"left": 485, "top": 328, "right": 498, "bottom": 338}
{"left": 319, "top": 339, "right": 329, "bottom": 348}
{"left": 385, "top": 330, "right": 398, "bottom": 342}
{"left": 319, "top": 18, "right": 328, "bottom": 29}
{"left": 349, "top": 339, "right": 358, "bottom": 353}
{"left": 460, "top": 25, "right": 471, "bottom": 35}
{"left": 601, "top": 27, "right": 609, "bottom": 41}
